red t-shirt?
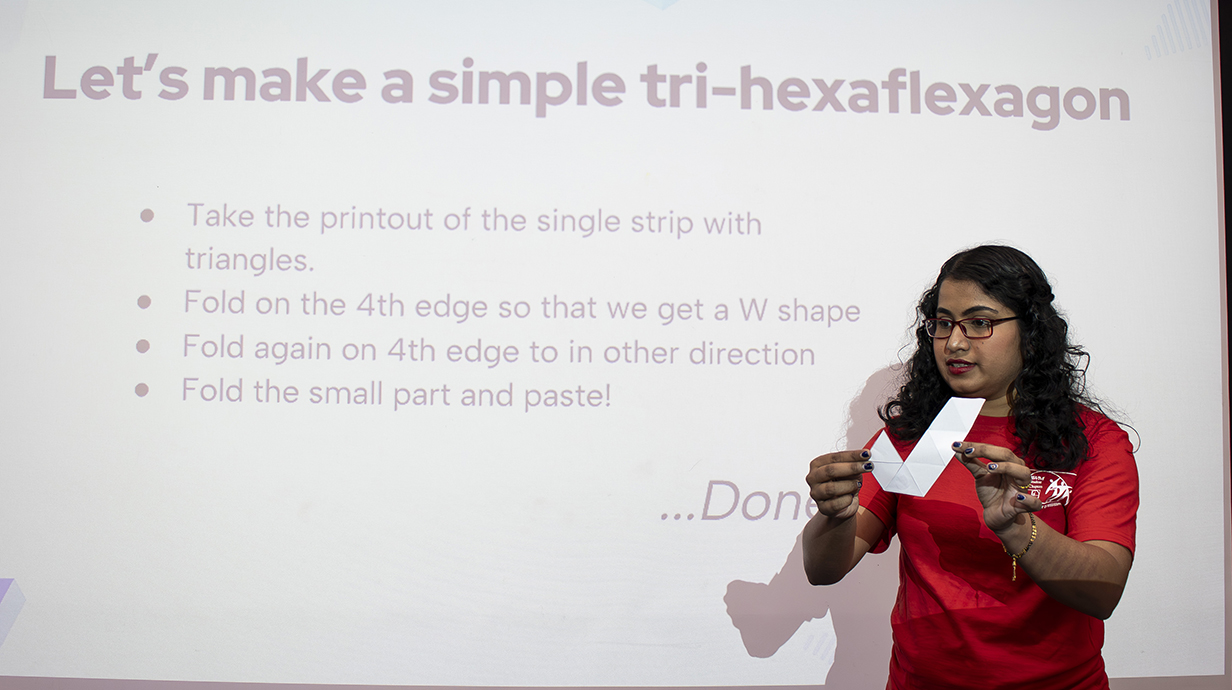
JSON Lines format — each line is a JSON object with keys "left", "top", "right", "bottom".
{"left": 860, "top": 409, "right": 1138, "bottom": 690}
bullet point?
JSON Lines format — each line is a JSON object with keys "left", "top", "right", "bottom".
{"left": 137, "top": 295, "right": 151, "bottom": 309}
{"left": 134, "top": 383, "right": 149, "bottom": 397}
{"left": 136, "top": 339, "right": 150, "bottom": 353}
{"left": 140, "top": 209, "right": 154, "bottom": 222}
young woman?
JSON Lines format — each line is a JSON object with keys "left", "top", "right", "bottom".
{"left": 803, "top": 245, "right": 1137, "bottom": 689}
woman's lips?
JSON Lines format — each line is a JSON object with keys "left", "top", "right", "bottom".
{"left": 946, "top": 359, "right": 974, "bottom": 375}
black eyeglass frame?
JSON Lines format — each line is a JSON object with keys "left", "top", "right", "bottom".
{"left": 923, "top": 316, "right": 1021, "bottom": 340}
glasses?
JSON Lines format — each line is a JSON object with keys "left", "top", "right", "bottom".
{"left": 924, "top": 316, "right": 1020, "bottom": 340}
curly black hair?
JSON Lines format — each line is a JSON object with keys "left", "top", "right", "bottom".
{"left": 878, "top": 245, "right": 1099, "bottom": 471}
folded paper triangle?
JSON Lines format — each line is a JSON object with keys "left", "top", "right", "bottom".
{"left": 868, "top": 397, "right": 985, "bottom": 497}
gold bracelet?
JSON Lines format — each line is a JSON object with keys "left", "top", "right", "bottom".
{"left": 1003, "top": 513, "right": 1037, "bottom": 582}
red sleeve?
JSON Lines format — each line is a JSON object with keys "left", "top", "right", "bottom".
{"left": 1065, "top": 411, "right": 1139, "bottom": 554}
{"left": 859, "top": 430, "right": 898, "bottom": 554}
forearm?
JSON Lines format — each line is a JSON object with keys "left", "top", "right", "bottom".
{"left": 803, "top": 506, "right": 886, "bottom": 586}
{"left": 802, "top": 511, "right": 859, "bottom": 585}
{"left": 997, "top": 515, "right": 1132, "bottom": 620}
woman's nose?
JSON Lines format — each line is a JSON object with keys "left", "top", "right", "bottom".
{"left": 944, "top": 327, "right": 970, "bottom": 352}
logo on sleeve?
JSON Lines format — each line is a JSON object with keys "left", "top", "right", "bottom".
{"left": 1029, "top": 471, "right": 1076, "bottom": 509}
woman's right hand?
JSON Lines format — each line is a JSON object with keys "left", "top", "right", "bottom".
{"left": 806, "top": 450, "right": 873, "bottom": 520}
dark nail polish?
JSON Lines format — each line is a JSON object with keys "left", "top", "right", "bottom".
{"left": 964, "top": 448, "right": 974, "bottom": 455}
{"left": 860, "top": 450, "right": 870, "bottom": 459}
{"left": 952, "top": 441, "right": 961, "bottom": 448}
{"left": 1016, "top": 494, "right": 1026, "bottom": 501}
{"left": 863, "top": 462, "right": 874, "bottom": 471}
{"left": 988, "top": 463, "right": 998, "bottom": 470}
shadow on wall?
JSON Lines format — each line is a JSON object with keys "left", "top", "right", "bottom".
{"left": 723, "top": 366, "right": 902, "bottom": 689}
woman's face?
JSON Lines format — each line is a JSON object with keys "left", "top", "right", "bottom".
{"left": 933, "top": 278, "right": 1024, "bottom": 416}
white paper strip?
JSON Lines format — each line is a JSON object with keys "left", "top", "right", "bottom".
{"left": 868, "top": 397, "right": 985, "bottom": 497}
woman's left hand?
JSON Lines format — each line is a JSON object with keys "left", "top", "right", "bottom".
{"left": 952, "top": 442, "right": 1043, "bottom": 534}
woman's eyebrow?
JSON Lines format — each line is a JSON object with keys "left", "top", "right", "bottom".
{"left": 961, "top": 305, "right": 1001, "bottom": 316}
{"left": 936, "top": 305, "right": 1001, "bottom": 316}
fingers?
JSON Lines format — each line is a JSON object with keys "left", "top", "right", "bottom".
{"left": 807, "top": 450, "right": 873, "bottom": 484}
{"left": 946, "top": 441, "right": 1041, "bottom": 532}
{"left": 810, "top": 475, "right": 864, "bottom": 502}
{"left": 813, "top": 492, "right": 861, "bottom": 520}
{"left": 983, "top": 491, "right": 1042, "bottom": 533}
{"left": 806, "top": 449, "right": 874, "bottom": 516}
{"left": 951, "top": 441, "right": 1032, "bottom": 487}
{"left": 956, "top": 442, "right": 1024, "bottom": 465}
{"left": 1013, "top": 491, "right": 1043, "bottom": 513}
{"left": 809, "top": 449, "right": 873, "bottom": 469}
{"left": 950, "top": 443, "right": 990, "bottom": 477}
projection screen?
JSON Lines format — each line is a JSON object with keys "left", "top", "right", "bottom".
{"left": 0, "top": 1, "right": 1228, "bottom": 688}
